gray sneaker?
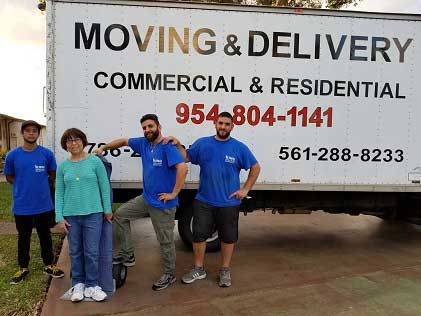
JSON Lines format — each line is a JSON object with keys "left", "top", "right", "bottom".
{"left": 181, "top": 266, "right": 207, "bottom": 284}
{"left": 152, "top": 273, "right": 177, "bottom": 291}
{"left": 219, "top": 268, "right": 231, "bottom": 287}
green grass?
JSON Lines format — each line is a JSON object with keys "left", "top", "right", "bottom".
{"left": 0, "top": 233, "right": 63, "bottom": 316}
{"left": 0, "top": 183, "right": 13, "bottom": 221}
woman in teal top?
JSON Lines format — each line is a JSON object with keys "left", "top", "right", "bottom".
{"left": 55, "top": 128, "right": 112, "bottom": 303}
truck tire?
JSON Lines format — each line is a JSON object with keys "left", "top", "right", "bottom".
{"left": 177, "top": 205, "right": 221, "bottom": 252}
{"left": 113, "top": 263, "right": 127, "bottom": 289}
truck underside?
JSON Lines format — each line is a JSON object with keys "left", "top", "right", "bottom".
{"left": 113, "top": 188, "right": 421, "bottom": 251}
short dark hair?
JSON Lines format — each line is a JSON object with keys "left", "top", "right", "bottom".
{"left": 21, "top": 120, "right": 41, "bottom": 133}
{"left": 218, "top": 112, "right": 233, "bottom": 122}
{"left": 140, "top": 114, "right": 160, "bottom": 126}
{"left": 60, "top": 128, "right": 88, "bottom": 150}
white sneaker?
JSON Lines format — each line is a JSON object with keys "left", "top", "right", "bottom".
{"left": 71, "top": 283, "right": 85, "bottom": 303}
{"left": 84, "top": 286, "right": 107, "bottom": 302}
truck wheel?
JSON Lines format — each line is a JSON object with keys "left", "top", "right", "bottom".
{"left": 113, "top": 263, "right": 127, "bottom": 289}
{"left": 178, "top": 205, "right": 221, "bottom": 252}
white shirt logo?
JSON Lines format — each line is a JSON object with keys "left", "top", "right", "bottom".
{"left": 153, "top": 158, "right": 163, "bottom": 167}
{"left": 225, "top": 155, "right": 236, "bottom": 164}
{"left": 34, "top": 165, "right": 46, "bottom": 173}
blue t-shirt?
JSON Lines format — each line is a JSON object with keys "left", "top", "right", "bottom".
{"left": 187, "top": 136, "right": 258, "bottom": 207}
{"left": 3, "top": 146, "right": 56, "bottom": 215}
{"left": 128, "top": 137, "right": 184, "bottom": 209}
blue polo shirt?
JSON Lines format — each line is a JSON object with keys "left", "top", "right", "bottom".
{"left": 187, "top": 136, "right": 258, "bottom": 207}
{"left": 128, "top": 137, "right": 184, "bottom": 209}
{"left": 3, "top": 146, "right": 56, "bottom": 215}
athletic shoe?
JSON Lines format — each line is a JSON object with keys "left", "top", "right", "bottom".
{"left": 84, "top": 286, "right": 107, "bottom": 301}
{"left": 71, "top": 283, "right": 85, "bottom": 303}
{"left": 218, "top": 267, "right": 231, "bottom": 287}
{"left": 181, "top": 266, "right": 207, "bottom": 284}
{"left": 113, "top": 254, "right": 136, "bottom": 267}
{"left": 10, "top": 269, "right": 29, "bottom": 285}
{"left": 152, "top": 273, "right": 177, "bottom": 291}
{"left": 44, "top": 264, "right": 65, "bottom": 278}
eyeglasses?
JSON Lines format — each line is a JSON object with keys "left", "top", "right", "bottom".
{"left": 66, "top": 138, "right": 82, "bottom": 145}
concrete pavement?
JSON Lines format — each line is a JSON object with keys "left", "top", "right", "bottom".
{"left": 41, "top": 211, "right": 421, "bottom": 316}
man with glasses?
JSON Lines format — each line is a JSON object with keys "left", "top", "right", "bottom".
{"left": 3, "top": 120, "right": 65, "bottom": 284}
{"left": 93, "top": 114, "right": 187, "bottom": 291}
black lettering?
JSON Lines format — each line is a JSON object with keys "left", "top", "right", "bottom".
{"left": 273, "top": 32, "right": 291, "bottom": 58}
{"left": 214, "top": 76, "right": 229, "bottom": 92}
{"left": 314, "top": 34, "right": 320, "bottom": 59}
{"left": 371, "top": 37, "right": 391, "bottom": 62}
{"left": 300, "top": 79, "right": 312, "bottom": 95}
{"left": 193, "top": 75, "right": 206, "bottom": 91}
{"left": 128, "top": 73, "right": 142, "bottom": 89}
{"left": 294, "top": 33, "right": 310, "bottom": 59}
{"left": 163, "top": 74, "right": 176, "bottom": 91}
{"left": 320, "top": 80, "right": 333, "bottom": 95}
{"left": 326, "top": 35, "right": 347, "bottom": 60}
{"left": 271, "top": 78, "right": 284, "bottom": 93}
{"left": 350, "top": 36, "right": 368, "bottom": 61}
{"left": 347, "top": 81, "right": 360, "bottom": 97}
{"left": 395, "top": 83, "right": 405, "bottom": 99}
{"left": 379, "top": 83, "right": 393, "bottom": 98}
{"left": 110, "top": 72, "right": 126, "bottom": 89}
{"left": 248, "top": 31, "right": 269, "bottom": 57}
{"left": 361, "top": 81, "right": 373, "bottom": 97}
{"left": 104, "top": 24, "right": 129, "bottom": 51}
{"left": 287, "top": 78, "right": 299, "bottom": 94}
{"left": 146, "top": 74, "right": 162, "bottom": 90}
{"left": 94, "top": 72, "right": 108, "bottom": 88}
{"left": 177, "top": 75, "right": 191, "bottom": 91}
{"left": 334, "top": 81, "right": 346, "bottom": 96}
{"left": 75, "top": 23, "right": 100, "bottom": 49}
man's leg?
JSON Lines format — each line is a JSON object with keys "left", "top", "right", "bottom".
{"left": 34, "top": 211, "right": 54, "bottom": 266}
{"left": 215, "top": 205, "right": 240, "bottom": 287}
{"left": 193, "top": 242, "right": 207, "bottom": 268}
{"left": 149, "top": 206, "right": 176, "bottom": 275}
{"left": 149, "top": 205, "right": 177, "bottom": 290}
{"left": 220, "top": 242, "right": 235, "bottom": 268}
{"left": 14, "top": 214, "right": 33, "bottom": 269}
{"left": 181, "top": 200, "right": 215, "bottom": 284}
{"left": 10, "top": 215, "right": 33, "bottom": 284}
{"left": 34, "top": 210, "right": 65, "bottom": 278}
{"left": 113, "top": 196, "right": 148, "bottom": 263}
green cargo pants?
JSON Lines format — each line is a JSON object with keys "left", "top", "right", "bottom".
{"left": 113, "top": 195, "right": 176, "bottom": 275}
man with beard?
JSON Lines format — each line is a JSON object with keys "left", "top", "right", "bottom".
{"left": 93, "top": 114, "right": 187, "bottom": 291}
{"left": 166, "top": 112, "right": 260, "bottom": 287}
{"left": 4, "top": 120, "right": 65, "bottom": 284}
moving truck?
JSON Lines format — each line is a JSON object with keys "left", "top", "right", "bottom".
{"left": 45, "top": 0, "right": 421, "bottom": 250}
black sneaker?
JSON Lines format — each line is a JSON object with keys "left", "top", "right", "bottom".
{"left": 44, "top": 264, "right": 65, "bottom": 278}
{"left": 113, "top": 254, "right": 136, "bottom": 267}
{"left": 10, "top": 269, "right": 29, "bottom": 285}
{"left": 152, "top": 273, "right": 177, "bottom": 291}
{"left": 112, "top": 255, "right": 124, "bottom": 264}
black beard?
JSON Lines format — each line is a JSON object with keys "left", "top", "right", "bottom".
{"left": 216, "top": 130, "right": 230, "bottom": 139}
{"left": 146, "top": 130, "right": 159, "bottom": 142}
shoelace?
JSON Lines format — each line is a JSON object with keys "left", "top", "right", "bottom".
{"left": 158, "top": 274, "right": 171, "bottom": 283}
{"left": 13, "top": 270, "right": 26, "bottom": 278}
{"left": 46, "top": 264, "right": 62, "bottom": 275}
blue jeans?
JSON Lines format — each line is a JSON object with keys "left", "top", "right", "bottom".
{"left": 66, "top": 212, "right": 103, "bottom": 287}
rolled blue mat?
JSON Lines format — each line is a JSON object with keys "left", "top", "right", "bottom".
{"left": 98, "top": 219, "right": 114, "bottom": 295}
